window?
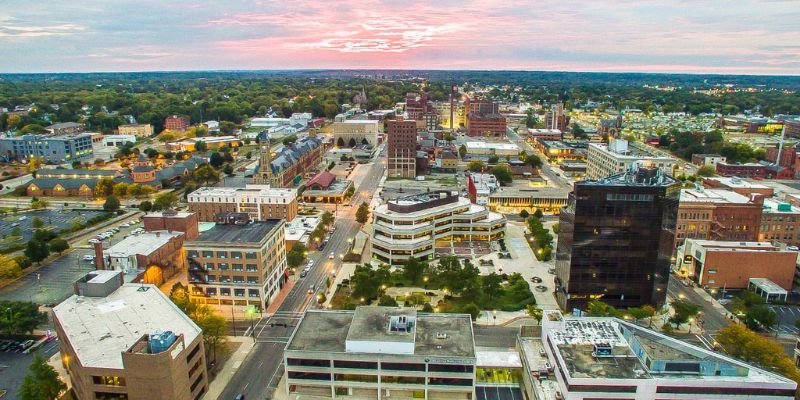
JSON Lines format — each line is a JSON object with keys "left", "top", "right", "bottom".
{"left": 232, "top": 264, "right": 243, "bottom": 272}
{"left": 246, "top": 264, "right": 258, "bottom": 272}
{"left": 334, "top": 360, "right": 377, "bottom": 369}
{"left": 246, "top": 252, "right": 257, "bottom": 259}
{"left": 216, "top": 251, "right": 228, "bottom": 259}
{"left": 234, "top": 289, "right": 245, "bottom": 297}
{"left": 220, "top": 288, "right": 230, "bottom": 296}
{"left": 202, "top": 251, "right": 213, "bottom": 258}
{"left": 231, "top": 251, "right": 242, "bottom": 259}
{"left": 288, "top": 358, "right": 330, "bottom": 367}
{"left": 248, "top": 289, "right": 260, "bottom": 298}
{"left": 92, "top": 376, "right": 126, "bottom": 386}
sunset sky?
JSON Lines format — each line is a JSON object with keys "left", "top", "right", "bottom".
{"left": 1, "top": 0, "right": 798, "bottom": 75}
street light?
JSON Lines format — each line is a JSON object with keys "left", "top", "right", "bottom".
{"left": 492, "top": 310, "right": 497, "bottom": 326}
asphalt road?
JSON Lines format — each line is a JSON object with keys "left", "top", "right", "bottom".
{"left": 0, "top": 338, "right": 61, "bottom": 399}
{"left": 217, "top": 155, "right": 387, "bottom": 400}
{"left": 666, "top": 275, "right": 732, "bottom": 348}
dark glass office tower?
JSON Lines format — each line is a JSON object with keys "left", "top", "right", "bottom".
{"left": 555, "top": 167, "right": 680, "bottom": 311}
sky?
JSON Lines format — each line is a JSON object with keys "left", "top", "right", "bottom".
{"left": 1, "top": 0, "right": 799, "bottom": 75}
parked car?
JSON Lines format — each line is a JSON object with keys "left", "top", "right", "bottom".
{"left": 530, "top": 276, "right": 543, "bottom": 283}
{"left": 82, "top": 255, "right": 95, "bottom": 262}
{"left": 307, "top": 260, "right": 314, "bottom": 268}
{"left": 328, "top": 252, "right": 335, "bottom": 259}
{"left": 20, "top": 339, "right": 35, "bottom": 350}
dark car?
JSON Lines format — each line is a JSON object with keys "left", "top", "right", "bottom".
{"left": 530, "top": 276, "right": 543, "bottom": 283}
{"left": 235, "top": 394, "right": 245, "bottom": 400}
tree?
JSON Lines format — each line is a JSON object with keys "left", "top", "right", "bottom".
{"left": 697, "top": 165, "right": 715, "bottom": 177}
{"left": 0, "top": 300, "right": 47, "bottom": 335}
{"left": 488, "top": 155, "right": 500, "bottom": 164}
{"left": 24, "top": 240, "right": 50, "bottom": 264}
{"left": 467, "top": 160, "right": 486, "bottom": 172}
{"left": 223, "top": 164, "right": 234, "bottom": 176}
{"left": 320, "top": 211, "right": 335, "bottom": 227}
{"left": 458, "top": 144, "right": 467, "bottom": 159}
{"left": 669, "top": 299, "right": 702, "bottom": 328}
{"left": 481, "top": 273, "right": 503, "bottom": 302}
{"left": 286, "top": 243, "right": 307, "bottom": 268}
{"left": 519, "top": 209, "right": 529, "bottom": 218}
{"left": 490, "top": 164, "right": 513, "bottom": 184}
{"left": 194, "top": 307, "right": 228, "bottom": 365}
{"left": 526, "top": 304, "right": 544, "bottom": 324}
{"left": 403, "top": 258, "right": 426, "bottom": 285}
{"left": 356, "top": 202, "right": 370, "bottom": 224}
{"left": 31, "top": 217, "right": 44, "bottom": 229}
{"left": 95, "top": 177, "right": 115, "bottom": 198}
{"left": 194, "top": 140, "right": 207, "bottom": 152}
{"left": 461, "top": 303, "right": 481, "bottom": 321}
{"left": 534, "top": 209, "right": 544, "bottom": 219}
{"left": 19, "top": 355, "right": 66, "bottom": 400}
{"left": 209, "top": 152, "right": 224, "bottom": 168}
{"left": 112, "top": 182, "right": 129, "bottom": 198}
{"left": 139, "top": 200, "right": 153, "bottom": 212}
{"left": 328, "top": 161, "right": 336, "bottom": 170}
{"left": 153, "top": 191, "right": 178, "bottom": 211}
{"left": 378, "top": 295, "right": 398, "bottom": 307}
{"left": 103, "top": 194, "right": 121, "bottom": 211}
{"left": 48, "top": 238, "right": 69, "bottom": 254}
{"left": 0, "top": 255, "right": 21, "bottom": 279}
{"left": 586, "top": 300, "right": 622, "bottom": 317}
{"left": 30, "top": 198, "right": 48, "bottom": 209}
{"left": 715, "top": 324, "right": 800, "bottom": 382}
{"left": 193, "top": 164, "right": 220, "bottom": 185}
{"left": 744, "top": 304, "right": 778, "bottom": 331}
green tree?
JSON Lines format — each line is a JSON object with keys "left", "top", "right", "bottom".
{"left": 24, "top": 239, "right": 50, "bottom": 264}
{"left": 669, "top": 299, "right": 702, "bottom": 328}
{"left": 19, "top": 355, "right": 66, "bottom": 400}
{"left": 30, "top": 198, "right": 48, "bottom": 209}
{"left": 209, "top": 152, "right": 224, "bottom": 168}
{"left": 356, "top": 202, "right": 370, "bottom": 224}
{"left": 744, "top": 304, "right": 778, "bottom": 331}
{"left": 526, "top": 304, "right": 544, "bottom": 324}
{"left": 0, "top": 300, "right": 46, "bottom": 334}
{"left": 525, "top": 154, "right": 543, "bottom": 169}
{"left": 378, "top": 295, "right": 398, "bottom": 307}
{"left": 193, "top": 164, "right": 220, "bottom": 185}
{"left": 223, "top": 164, "right": 234, "bottom": 176}
{"left": 48, "top": 238, "right": 69, "bottom": 254}
{"left": 459, "top": 144, "right": 467, "bottom": 159}
{"left": 139, "top": 200, "right": 153, "bottom": 212}
{"left": 519, "top": 209, "right": 529, "bottom": 219}
{"left": 320, "top": 211, "right": 335, "bottom": 227}
{"left": 481, "top": 273, "right": 503, "bottom": 302}
{"left": 153, "top": 191, "right": 178, "bottom": 211}
{"left": 534, "top": 209, "right": 544, "bottom": 219}
{"left": 716, "top": 324, "right": 800, "bottom": 383}
{"left": 586, "top": 300, "right": 622, "bottom": 317}
{"left": 467, "top": 160, "right": 486, "bottom": 172}
{"left": 0, "top": 255, "right": 21, "bottom": 279}
{"left": 461, "top": 303, "right": 481, "bottom": 321}
{"left": 490, "top": 164, "right": 513, "bottom": 184}
{"left": 95, "top": 177, "right": 115, "bottom": 198}
{"left": 286, "top": 243, "right": 307, "bottom": 268}
{"left": 403, "top": 258, "right": 426, "bottom": 285}
{"left": 696, "top": 165, "right": 715, "bottom": 177}
{"left": 31, "top": 217, "right": 44, "bottom": 229}
{"left": 112, "top": 182, "right": 129, "bottom": 198}
{"left": 488, "top": 155, "right": 499, "bottom": 164}
{"left": 103, "top": 194, "right": 121, "bottom": 211}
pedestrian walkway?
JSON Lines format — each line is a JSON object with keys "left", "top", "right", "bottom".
{"left": 266, "top": 279, "right": 297, "bottom": 315}
{"left": 322, "top": 262, "right": 358, "bottom": 308}
{"left": 205, "top": 336, "right": 255, "bottom": 400}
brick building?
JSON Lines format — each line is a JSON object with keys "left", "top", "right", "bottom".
{"left": 676, "top": 239, "right": 796, "bottom": 290}
{"left": 164, "top": 115, "right": 190, "bottom": 132}
{"left": 701, "top": 176, "right": 774, "bottom": 197}
{"left": 466, "top": 112, "right": 507, "bottom": 137}
{"left": 675, "top": 188, "right": 763, "bottom": 249}
{"left": 715, "top": 162, "right": 767, "bottom": 178}
{"left": 254, "top": 136, "right": 323, "bottom": 188}
{"left": 53, "top": 271, "right": 207, "bottom": 400}
{"left": 405, "top": 92, "right": 429, "bottom": 120}
{"left": 387, "top": 117, "right": 417, "bottom": 178}
{"left": 142, "top": 211, "right": 200, "bottom": 240}
{"left": 759, "top": 198, "right": 800, "bottom": 246}
{"left": 187, "top": 184, "right": 297, "bottom": 222}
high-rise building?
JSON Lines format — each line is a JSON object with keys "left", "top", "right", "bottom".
{"left": 586, "top": 139, "right": 677, "bottom": 179}
{"left": 555, "top": 167, "right": 679, "bottom": 310}
{"left": 545, "top": 102, "right": 568, "bottom": 132}
{"left": 387, "top": 117, "right": 417, "bottom": 178}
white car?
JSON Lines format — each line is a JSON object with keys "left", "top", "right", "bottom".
{"left": 328, "top": 252, "right": 335, "bottom": 259}
{"left": 82, "top": 255, "right": 95, "bottom": 261}
{"left": 307, "top": 260, "right": 314, "bottom": 268}
{"left": 88, "top": 239, "right": 100, "bottom": 244}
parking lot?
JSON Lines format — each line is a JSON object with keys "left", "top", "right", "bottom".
{"left": 0, "top": 217, "right": 143, "bottom": 306}
{"left": 768, "top": 305, "right": 800, "bottom": 335}
{"left": 0, "top": 337, "right": 60, "bottom": 399}
{"left": 0, "top": 208, "right": 107, "bottom": 248}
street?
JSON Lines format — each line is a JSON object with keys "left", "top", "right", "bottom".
{"left": 667, "top": 275, "right": 732, "bottom": 348}
{"left": 217, "top": 153, "right": 387, "bottom": 400}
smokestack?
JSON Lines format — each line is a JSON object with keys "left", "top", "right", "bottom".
{"left": 93, "top": 241, "right": 105, "bottom": 270}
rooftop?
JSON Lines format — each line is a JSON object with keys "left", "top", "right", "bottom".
{"left": 191, "top": 220, "right": 282, "bottom": 244}
{"left": 52, "top": 284, "right": 201, "bottom": 370}
{"left": 465, "top": 141, "right": 520, "bottom": 151}
{"left": 187, "top": 184, "right": 297, "bottom": 200}
{"left": 287, "top": 307, "right": 475, "bottom": 358}
{"left": 680, "top": 188, "right": 753, "bottom": 204}
{"left": 749, "top": 278, "right": 788, "bottom": 295}
{"left": 582, "top": 167, "right": 678, "bottom": 187}
{"left": 705, "top": 176, "right": 770, "bottom": 190}
{"left": 763, "top": 198, "right": 800, "bottom": 213}
{"left": 686, "top": 239, "right": 782, "bottom": 252}
{"left": 104, "top": 231, "right": 182, "bottom": 258}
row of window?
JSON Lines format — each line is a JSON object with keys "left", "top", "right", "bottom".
{"left": 203, "top": 288, "right": 261, "bottom": 297}
{"left": 189, "top": 250, "right": 257, "bottom": 259}
{"left": 286, "top": 359, "right": 472, "bottom": 373}
{"left": 201, "top": 263, "right": 259, "bottom": 272}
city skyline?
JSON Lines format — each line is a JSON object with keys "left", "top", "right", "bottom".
{"left": 1, "top": 0, "right": 799, "bottom": 75}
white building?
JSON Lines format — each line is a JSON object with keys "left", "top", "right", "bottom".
{"left": 284, "top": 306, "right": 476, "bottom": 400}
{"left": 372, "top": 190, "right": 505, "bottom": 265}
{"left": 332, "top": 119, "right": 381, "bottom": 147}
{"left": 204, "top": 120, "right": 220, "bottom": 133}
{"left": 186, "top": 184, "right": 297, "bottom": 222}
{"left": 520, "top": 310, "right": 797, "bottom": 400}
{"left": 464, "top": 141, "right": 520, "bottom": 157}
{"left": 101, "top": 134, "right": 137, "bottom": 147}
{"left": 117, "top": 124, "right": 153, "bottom": 138}
{"left": 102, "top": 231, "right": 183, "bottom": 275}
{"left": 469, "top": 173, "right": 498, "bottom": 206}
{"left": 250, "top": 117, "right": 290, "bottom": 128}
{"left": 586, "top": 139, "right": 677, "bottom": 180}
{"left": 289, "top": 112, "right": 313, "bottom": 128}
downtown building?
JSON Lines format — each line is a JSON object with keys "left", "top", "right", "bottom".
{"left": 0, "top": 132, "right": 93, "bottom": 163}
{"left": 387, "top": 117, "right": 417, "bottom": 178}
{"left": 586, "top": 139, "right": 677, "bottom": 180}
{"left": 254, "top": 136, "right": 324, "bottom": 187}
{"left": 185, "top": 216, "right": 288, "bottom": 311}
{"left": 675, "top": 188, "right": 763, "bottom": 250}
{"left": 555, "top": 167, "right": 679, "bottom": 310}
{"left": 371, "top": 191, "right": 505, "bottom": 265}
{"left": 164, "top": 115, "right": 191, "bottom": 132}
{"left": 519, "top": 310, "right": 797, "bottom": 400}
{"left": 283, "top": 306, "right": 476, "bottom": 400}
{"left": 332, "top": 119, "right": 382, "bottom": 147}
{"left": 187, "top": 184, "right": 298, "bottom": 222}
{"left": 53, "top": 270, "right": 207, "bottom": 400}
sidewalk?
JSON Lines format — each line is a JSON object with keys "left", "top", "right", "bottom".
{"left": 266, "top": 279, "right": 297, "bottom": 315}
{"left": 322, "top": 262, "right": 358, "bottom": 308}
{"left": 204, "top": 336, "right": 256, "bottom": 400}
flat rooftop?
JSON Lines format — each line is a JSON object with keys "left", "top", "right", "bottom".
{"left": 705, "top": 176, "right": 770, "bottom": 190}
{"left": 104, "top": 231, "right": 182, "bottom": 257}
{"left": 192, "top": 220, "right": 282, "bottom": 244}
{"left": 687, "top": 239, "right": 782, "bottom": 252}
{"left": 52, "top": 284, "right": 201, "bottom": 370}
{"left": 287, "top": 307, "right": 475, "bottom": 358}
{"left": 680, "top": 188, "right": 752, "bottom": 204}
{"left": 749, "top": 278, "right": 787, "bottom": 294}
{"left": 763, "top": 198, "right": 800, "bottom": 213}
{"left": 465, "top": 141, "right": 520, "bottom": 151}
{"left": 188, "top": 184, "right": 296, "bottom": 199}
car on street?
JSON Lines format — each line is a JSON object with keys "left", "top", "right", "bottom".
{"left": 88, "top": 239, "right": 100, "bottom": 244}
{"left": 308, "top": 285, "right": 315, "bottom": 294}
{"left": 530, "top": 276, "right": 542, "bottom": 283}
{"left": 535, "top": 285, "right": 548, "bottom": 292}
{"left": 328, "top": 252, "right": 335, "bottom": 259}
{"left": 82, "top": 255, "right": 95, "bottom": 262}
{"left": 307, "top": 260, "right": 314, "bottom": 268}
{"left": 235, "top": 394, "right": 245, "bottom": 400}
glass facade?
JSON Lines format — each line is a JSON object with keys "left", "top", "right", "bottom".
{"left": 555, "top": 168, "right": 679, "bottom": 310}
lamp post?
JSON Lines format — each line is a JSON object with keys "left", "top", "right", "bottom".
{"left": 246, "top": 305, "right": 257, "bottom": 342}
{"left": 493, "top": 310, "right": 497, "bottom": 326}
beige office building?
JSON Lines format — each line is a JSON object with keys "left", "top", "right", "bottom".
{"left": 118, "top": 124, "right": 154, "bottom": 138}
{"left": 186, "top": 219, "right": 288, "bottom": 310}
{"left": 333, "top": 120, "right": 382, "bottom": 147}
{"left": 187, "top": 184, "right": 298, "bottom": 222}
{"left": 284, "top": 306, "right": 476, "bottom": 400}
{"left": 53, "top": 271, "right": 207, "bottom": 400}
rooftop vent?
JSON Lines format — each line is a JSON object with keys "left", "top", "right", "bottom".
{"left": 436, "top": 332, "right": 448, "bottom": 340}
{"left": 389, "top": 315, "right": 416, "bottom": 333}
{"left": 592, "top": 342, "right": 614, "bottom": 358}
